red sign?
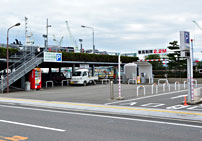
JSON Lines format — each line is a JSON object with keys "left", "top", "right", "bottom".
{"left": 138, "top": 49, "right": 167, "bottom": 54}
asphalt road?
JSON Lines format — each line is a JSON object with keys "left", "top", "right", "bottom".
{"left": 0, "top": 104, "right": 202, "bottom": 141}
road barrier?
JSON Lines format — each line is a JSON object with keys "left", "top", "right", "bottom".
{"left": 102, "top": 79, "right": 110, "bottom": 85}
{"left": 151, "top": 83, "right": 158, "bottom": 94}
{"left": 128, "top": 79, "right": 137, "bottom": 85}
{"left": 137, "top": 85, "right": 145, "bottom": 97}
{"left": 110, "top": 81, "right": 114, "bottom": 100}
{"left": 61, "top": 80, "right": 69, "bottom": 86}
{"left": 184, "top": 81, "right": 187, "bottom": 89}
{"left": 175, "top": 81, "right": 180, "bottom": 91}
{"left": 46, "top": 81, "right": 54, "bottom": 88}
{"left": 163, "top": 82, "right": 170, "bottom": 92}
{"left": 158, "top": 79, "right": 169, "bottom": 85}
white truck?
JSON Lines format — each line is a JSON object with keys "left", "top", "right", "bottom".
{"left": 70, "top": 69, "right": 98, "bottom": 86}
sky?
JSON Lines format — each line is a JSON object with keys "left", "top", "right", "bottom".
{"left": 0, "top": 0, "right": 202, "bottom": 60}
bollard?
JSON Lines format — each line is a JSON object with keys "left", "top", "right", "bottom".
{"left": 184, "top": 81, "right": 187, "bottom": 89}
{"left": 152, "top": 83, "right": 158, "bottom": 94}
{"left": 1, "top": 75, "right": 4, "bottom": 94}
{"left": 137, "top": 85, "right": 145, "bottom": 97}
{"left": 110, "top": 81, "right": 114, "bottom": 100}
{"left": 175, "top": 81, "right": 180, "bottom": 91}
{"left": 193, "top": 79, "right": 198, "bottom": 87}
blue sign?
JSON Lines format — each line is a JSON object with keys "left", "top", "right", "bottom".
{"left": 56, "top": 54, "right": 62, "bottom": 61}
{"left": 184, "top": 32, "right": 190, "bottom": 44}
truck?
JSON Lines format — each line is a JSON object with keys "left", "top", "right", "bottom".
{"left": 70, "top": 69, "right": 98, "bottom": 86}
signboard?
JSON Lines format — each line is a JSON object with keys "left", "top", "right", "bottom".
{"left": 180, "top": 31, "right": 190, "bottom": 51}
{"left": 138, "top": 49, "right": 167, "bottom": 55}
{"left": 80, "top": 64, "right": 89, "bottom": 69}
{"left": 44, "top": 52, "right": 62, "bottom": 62}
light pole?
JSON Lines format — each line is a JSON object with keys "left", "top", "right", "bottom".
{"left": 79, "top": 39, "right": 83, "bottom": 53}
{"left": 46, "top": 18, "right": 51, "bottom": 51}
{"left": 81, "top": 25, "right": 95, "bottom": 54}
{"left": 6, "top": 23, "right": 20, "bottom": 93}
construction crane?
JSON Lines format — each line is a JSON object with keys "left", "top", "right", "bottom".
{"left": 193, "top": 20, "right": 202, "bottom": 31}
{"left": 53, "top": 34, "right": 63, "bottom": 52}
{"left": 65, "top": 21, "right": 78, "bottom": 52}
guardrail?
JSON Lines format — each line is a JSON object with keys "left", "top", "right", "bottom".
{"left": 61, "top": 80, "right": 69, "bottom": 86}
{"left": 102, "top": 79, "right": 110, "bottom": 85}
{"left": 158, "top": 79, "right": 168, "bottom": 85}
{"left": 137, "top": 85, "right": 145, "bottom": 97}
{"left": 163, "top": 82, "right": 170, "bottom": 92}
{"left": 184, "top": 81, "right": 187, "bottom": 89}
{"left": 46, "top": 81, "right": 54, "bottom": 88}
{"left": 128, "top": 79, "right": 137, "bottom": 85}
{"left": 151, "top": 83, "right": 158, "bottom": 94}
{"left": 175, "top": 81, "right": 180, "bottom": 91}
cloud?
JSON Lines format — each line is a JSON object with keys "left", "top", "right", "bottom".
{"left": 0, "top": 0, "right": 202, "bottom": 60}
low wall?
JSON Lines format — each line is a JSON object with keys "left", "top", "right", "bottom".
{"left": 153, "top": 78, "right": 202, "bottom": 84}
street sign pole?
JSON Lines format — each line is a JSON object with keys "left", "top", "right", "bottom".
{"left": 190, "top": 39, "right": 194, "bottom": 102}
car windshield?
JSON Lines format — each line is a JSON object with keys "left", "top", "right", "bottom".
{"left": 73, "top": 71, "right": 81, "bottom": 76}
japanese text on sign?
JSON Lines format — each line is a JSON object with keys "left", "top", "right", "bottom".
{"left": 138, "top": 49, "right": 167, "bottom": 54}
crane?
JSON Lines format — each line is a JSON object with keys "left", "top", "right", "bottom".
{"left": 53, "top": 34, "right": 63, "bottom": 52}
{"left": 193, "top": 20, "right": 202, "bottom": 31}
{"left": 65, "top": 21, "right": 78, "bottom": 52}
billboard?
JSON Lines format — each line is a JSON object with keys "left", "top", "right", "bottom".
{"left": 44, "top": 52, "right": 62, "bottom": 62}
{"left": 180, "top": 31, "right": 190, "bottom": 51}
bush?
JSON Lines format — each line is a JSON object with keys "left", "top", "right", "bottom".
{"left": 62, "top": 52, "right": 138, "bottom": 63}
{"left": 0, "top": 47, "right": 19, "bottom": 58}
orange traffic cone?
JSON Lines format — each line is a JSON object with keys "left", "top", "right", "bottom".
{"left": 184, "top": 96, "right": 188, "bottom": 106}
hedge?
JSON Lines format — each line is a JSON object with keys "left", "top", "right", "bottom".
{"left": 0, "top": 47, "right": 19, "bottom": 58}
{"left": 62, "top": 52, "right": 138, "bottom": 63}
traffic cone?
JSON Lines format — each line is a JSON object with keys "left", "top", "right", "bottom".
{"left": 184, "top": 96, "right": 188, "bottom": 106}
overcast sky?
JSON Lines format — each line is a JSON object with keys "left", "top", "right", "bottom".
{"left": 0, "top": 0, "right": 202, "bottom": 59}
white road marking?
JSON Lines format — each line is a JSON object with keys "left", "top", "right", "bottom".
{"left": 130, "top": 102, "right": 137, "bottom": 106}
{"left": 0, "top": 119, "right": 66, "bottom": 132}
{"left": 187, "top": 106, "right": 199, "bottom": 110}
{"left": 166, "top": 105, "right": 190, "bottom": 110}
{"left": 141, "top": 103, "right": 165, "bottom": 108}
{"left": 105, "top": 89, "right": 188, "bottom": 105}
{"left": 0, "top": 105, "right": 202, "bottom": 129}
{"left": 171, "top": 95, "right": 187, "bottom": 99}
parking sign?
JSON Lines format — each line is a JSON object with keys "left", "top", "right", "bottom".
{"left": 180, "top": 31, "right": 190, "bottom": 51}
{"left": 44, "top": 52, "right": 62, "bottom": 62}
{"left": 56, "top": 54, "right": 62, "bottom": 61}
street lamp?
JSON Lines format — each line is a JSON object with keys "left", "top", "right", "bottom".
{"left": 46, "top": 18, "right": 51, "bottom": 51}
{"left": 79, "top": 39, "right": 83, "bottom": 53}
{"left": 81, "top": 25, "right": 95, "bottom": 54}
{"left": 7, "top": 23, "right": 21, "bottom": 93}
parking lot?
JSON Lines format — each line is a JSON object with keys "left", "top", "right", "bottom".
{"left": 0, "top": 83, "right": 202, "bottom": 111}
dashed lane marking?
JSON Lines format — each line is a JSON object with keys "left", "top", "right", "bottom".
{"left": 141, "top": 103, "right": 165, "bottom": 108}
{"left": 171, "top": 95, "right": 187, "bottom": 99}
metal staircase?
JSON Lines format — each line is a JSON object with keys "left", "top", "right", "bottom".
{"left": 0, "top": 51, "right": 44, "bottom": 92}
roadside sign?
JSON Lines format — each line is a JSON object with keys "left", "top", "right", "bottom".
{"left": 138, "top": 49, "right": 167, "bottom": 55}
{"left": 44, "top": 52, "right": 62, "bottom": 62}
{"left": 180, "top": 31, "right": 190, "bottom": 51}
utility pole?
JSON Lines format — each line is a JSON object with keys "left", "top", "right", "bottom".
{"left": 46, "top": 18, "right": 51, "bottom": 51}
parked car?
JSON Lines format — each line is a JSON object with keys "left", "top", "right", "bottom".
{"left": 42, "top": 72, "right": 67, "bottom": 86}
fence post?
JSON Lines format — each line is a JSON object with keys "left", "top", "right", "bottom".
{"left": 110, "top": 81, "right": 114, "bottom": 100}
{"left": 175, "top": 81, "right": 180, "bottom": 91}
{"left": 193, "top": 79, "right": 197, "bottom": 87}
{"left": 137, "top": 85, "right": 145, "bottom": 97}
{"left": 152, "top": 83, "right": 158, "bottom": 94}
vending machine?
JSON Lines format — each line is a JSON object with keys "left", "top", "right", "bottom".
{"left": 29, "top": 68, "right": 42, "bottom": 89}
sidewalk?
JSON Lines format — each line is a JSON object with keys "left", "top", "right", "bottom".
{"left": 0, "top": 97, "right": 202, "bottom": 121}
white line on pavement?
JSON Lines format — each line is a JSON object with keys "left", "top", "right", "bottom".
{"left": 141, "top": 103, "right": 165, "bottom": 108}
{"left": 0, "top": 105, "right": 202, "bottom": 129}
{"left": 0, "top": 119, "right": 66, "bottom": 132}
{"left": 171, "top": 95, "right": 187, "bottom": 99}
{"left": 105, "top": 89, "right": 188, "bottom": 105}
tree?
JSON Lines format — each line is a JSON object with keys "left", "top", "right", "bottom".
{"left": 145, "top": 54, "right": 164, "bottom": 70}
{"left": 167, "top": 41, "right": 187, "bottom": 70}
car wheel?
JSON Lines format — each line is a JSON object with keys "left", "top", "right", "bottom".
{"left": 83, "top": 81, "right": 87, "bottom": 86}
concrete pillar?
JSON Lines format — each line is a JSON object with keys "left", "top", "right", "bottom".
{"left": 21, "top": 75, "right": 25, "bottom": 89}
{"left": 72, "top": 64, "right": 75, "bottom": 74}
{"left": 92, "top": 65, "right": 95, "bottom": 76}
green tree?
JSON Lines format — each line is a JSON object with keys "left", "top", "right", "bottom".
{"left": 145, "top": 54, "right": 164, "bottom": 70}
{"left": 167, "top": 41, "right": 186, "bottom": 70}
